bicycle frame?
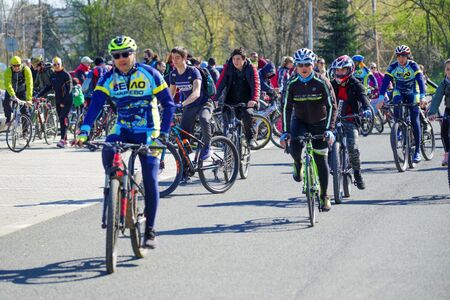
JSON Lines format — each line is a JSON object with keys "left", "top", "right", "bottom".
{"left": 302, "top": 137, "right": 321, "bottom": 197}
{"left": 170, "top": 125, "right": 204, "bottom": 176}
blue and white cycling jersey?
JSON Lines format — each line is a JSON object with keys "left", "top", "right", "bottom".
{"left": 81, "top": 63, "right": 174, "bottom": 137}
{"left": 380, "top": 60, "right": 425, "bottom": 98}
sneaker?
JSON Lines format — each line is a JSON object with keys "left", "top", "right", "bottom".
{"left": 200, "top": 145, "right": 212, "bottom": 160}
{"left": 56, "top": 139, "right": 65, "bottom": 148}
{"left": 292, "top": 162, "right": 302, "bottom": 182}
{"left": 144, "top": 228, "right": 157, "bottom": 249}
{"left": 413, "top": 152, "right": 422, "bottom": 163}
{"left": 442, "top": 153, "right": 448, "bottom": 166}
{"left": 248, "top": 139, "right": 257, "bottom": 149}
{"left": 354, "top": 172, "right": 366, "bottom": 190}
{"left": 320, "top": 195, "right": 331, "bottom": 211}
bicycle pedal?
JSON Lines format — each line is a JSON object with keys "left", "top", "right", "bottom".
{"left": 101, "top": 223, "right": 107, "bottom": 229}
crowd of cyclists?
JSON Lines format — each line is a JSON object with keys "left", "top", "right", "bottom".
{"left": 2, "top": 34, "right": 450, "bottom": 248}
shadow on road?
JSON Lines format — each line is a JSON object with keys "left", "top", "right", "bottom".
{"left": 344, "top": 194, "right": 450, "bottom": 206}
{"left": 0, "top": 256, "right": 137, "bottom": 285}
{"left": 14, "top": 198, "right": 102, "bottom": 208}
{"left": 198, "top": 197, "right": 303, "bottom": 209}
{"left": 362, "top": 160, "right": 395, "bottom": 165}
{"left": 159, "top": 215, "right": 311, "bottom": 236}
{"left": 251, "top": 162, "right": 292, "bottom": 167}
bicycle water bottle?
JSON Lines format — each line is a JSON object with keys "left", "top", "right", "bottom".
{"left": 182, "top": 139, "right": 192, "bottom": 154}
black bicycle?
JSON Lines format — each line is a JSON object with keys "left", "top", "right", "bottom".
{"left": 86, "top": 141, "right": 166, "bottom": 274}
{"left": 223, "top": 103, "right": 252, "bottom": 179}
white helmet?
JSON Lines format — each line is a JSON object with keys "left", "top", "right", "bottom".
{"left": 81, "top": 56, "right": 93, "bottom": 64}
{"left": 395, "top": 45, "right": 411, "bottom": 55}
{"left": 293, "top": 48, "right": 316, "bottom": 65}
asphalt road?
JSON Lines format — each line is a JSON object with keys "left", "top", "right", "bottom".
{"left": 0, "top": 124, "right": 449, "bottom": 299}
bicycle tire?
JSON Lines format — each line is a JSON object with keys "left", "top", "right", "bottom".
{"left": 73, "top": 112, "right": 84, "bottom": 141}
{"left": 239, "top": 136, "right": 251, "bottom": 179}
{"left": 421, "top": 120, "right": 435, "bottom": 161}
{"left": 251, "top": 114, "right": 272, "bottom": 150}
{"left": 44, "top": 107, "right": 58, "bottom": 144}
{"left": 129, "top": 171, "right": 148, "bottom": 258}
{"left": 270, "top": 110, "right": 283, "bottom": 148}
{"left": 159, "top": 142, "right": 183, "bottom": 198}
{"left": 305, "top": 162, "right": 315, "bottom": 227}
{"left": 6, "top": 114, "right": 32, "bottom": 152}
{"left": 390, "top": 122, "right": 408, "bottom": 172}
{"left": 407, "top": 127, "right": 416, "bottom": 169}
{"left": 198, "top": 136, "right": 239, "bottom": 193}
{"left": 331, "top": 142, "right": 343, "bottom": 204}
{"left": 360, "top": 106, "right": 374, "bottom": 136}
{"left": 374, "top": 109, "right": 384, "bottom": 133}
{"left": 106, "top": 178, "right": 121, "bottom": 274}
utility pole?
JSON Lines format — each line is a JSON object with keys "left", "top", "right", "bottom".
{"left": 39, "top": 0, "right": 42, "bottom": 49}
{"left": 372, "top": 0, "right": 380, "bottom": 68}
{"left": 308, "top": 0, "right": 313, "bottom": 50}
{"left": 22, "top": 0, "right": 25, "bottom": 57}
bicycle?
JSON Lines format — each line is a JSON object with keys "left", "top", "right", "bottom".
{"left": 4, "top": 99, "right": 33, "bottom": 152}
{"left": 330, "top": 111, "right": 362, "bottom": 204}
{"left": 30, "top": 97, "right": 57, "bottom": 145}
{"left": 86, "top": 141, "right": 165, "bottom": 274}
{"left": 160, "top": 124, "right": 239, "bottom": 196}
{"left": 254, "top": 94, "right": 281, "bottom": 148}
{"left": 75, "top": 104, "right": 115, "bottom": 142}
{"left": 387, "top": 102, "right": 420, "bottom": 172}
{"left": 223, "top": 103, "right": 252, "bottom": 179}
{"left": 290, "top": 133, "right": 326, "bottom": 227}
{"left": 435, "top": 116, "right": 450, "bottom": 189}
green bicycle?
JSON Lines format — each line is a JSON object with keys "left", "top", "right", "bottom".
{"left": 291, "top": 133, "right": 326, "bottom": 227}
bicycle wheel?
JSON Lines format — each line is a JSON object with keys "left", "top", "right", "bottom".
{"left": 251, "top": 114, "right": 272, "bottom": 150}
{"left": 305, "top": 163, "right": 315, "bottom": 227}
{"left": 421, "top": 120, "right": 435, "bottom": 161}
{"left": 360, "top": 107, "right": 374, "bottom": 136}
{"left": 106, "top": 178, "right": 121, "bottom": 274}
{"left": 198, "top": 136, "right": 239, "bottom": 193}
{"left": 239, "top": 136, "right": 251, "bottom": 179}
{"left": 44, "top": 107, "right": 58, "bottom": 144}
{"left": 73, "top": 112, "right": 84, "bottom": 141}
{"left": 6, "top": 114, "right": 32, "bottom": 152}
{"left": 129, "top": 171, "right": 148, "bottom": 258}
{"left": 374, "top": 109, "right": 384, "bottom": 133}
{"left": 159, "top": 142, "right": 183, "bottom": 197}
{"left": 331, "top": 142, "right": 343, "bottom": 204}
{"left": 270, "top": 110, "right": 283, "bottom": 148}
{"left": 407, "top": 127, "right": 416, "bottom": 169}
{"left": 390, "top": 122, "right": 408, "bottom": 172}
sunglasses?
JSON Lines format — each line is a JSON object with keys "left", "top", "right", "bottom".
{"left": 12, "top": 64, "right": 20, "bottom": 67}
{"left": 53, "top": 63, "right": 61, "bottom": 66}
{"left": 370, "top": 66, "right": 376, "bottom": 69}
{"left": 112, "top": 51, "right": 132, "bottom": 59}
{"left": 297, "top": 63, "right": 312, "bottom": 68}
{"left": 397, "top": 54, "right": 408, "bottom": 57}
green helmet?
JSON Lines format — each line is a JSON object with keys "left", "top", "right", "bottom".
{"left": 10, "top": 56, "right": 22, "bottom": 65}
{"left": 31, "top": 55, "right": 43, "bottom": 67}
{"left": 108, "top": 36, "right": 137, "bottom": 53}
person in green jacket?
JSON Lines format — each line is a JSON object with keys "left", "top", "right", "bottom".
{"left": 427, "top": 59, "right": 450, "bottom": 166}
{"left": 3, "top": 56, "right": 33, "bottom": 126}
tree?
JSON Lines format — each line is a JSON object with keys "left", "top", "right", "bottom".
{"left": 317, "top": 0, "right": 359, "bottom": 63}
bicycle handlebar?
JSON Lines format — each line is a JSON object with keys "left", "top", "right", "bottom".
{"left": 291, "top": 133, "right": 325, "bottom": 142}
{"left": 85, "top": 141, "right": 166, "bottom": 152}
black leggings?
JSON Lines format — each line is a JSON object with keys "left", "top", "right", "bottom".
{"left": 56, "top": 100, "right": 72, "bottom": 140}
{"left": 442, "top": 109, "right": 450, "bottom": 152}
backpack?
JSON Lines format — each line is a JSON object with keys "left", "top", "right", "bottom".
{"left": 195, "top": 66, "right": 216, "bottom": 98}
{"left": 81, "top": 70, "right": 94, "bottom": 97}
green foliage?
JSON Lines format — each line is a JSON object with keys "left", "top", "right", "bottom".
{"left": 317, "top": 0, "right": 359, "bottom": 63}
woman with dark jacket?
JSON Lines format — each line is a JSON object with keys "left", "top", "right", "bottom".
{"left": 39, "top": 57, "right": 73, "bottom": 148}
{"left": 329, "top": 55, "right": 372, "bottom": 190}
{"left": 216, "top": 47, "right": 260, "bottom": 148}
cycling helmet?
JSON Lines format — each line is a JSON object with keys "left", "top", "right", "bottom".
{"left": 330, "top": 55, "right": 355, "bottom": 82}
{"left": 108, "top": 35, "right": 137, "bottom": 53}
{"left": 31, "top": 55, "right": 43, "bottom": 67}
{"left": 10, "top": 56, "right": 22, "bottom": 66}
{"left": 293, "top": 48, "right": 316, "bottom": 65}
{"left": 352, "top": 55, "right": 364, "bottom": 62}
{"left": 395, "top": 45, "right": 411, "bottom": 55}
{"left": 81, "top": 56, "right": 93, "bottom": 64}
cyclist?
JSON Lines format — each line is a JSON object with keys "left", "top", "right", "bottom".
{"left": 278, "top": 56, "right": 294, "bottom": 92}
{"left": 314, "top": 57, "right": 329, "bottom": 79}
{"left": 206, "top": 57, "right": 220, "bottom": 84}
{"left": 280, "top": 48, "right": 337, "bottom": 211}
{"left": 32, "top": 55, "right": 54, "bottom": 98}
{"left": 376, "top": 45, "right": 427, "bottom": 163}
{"left": 74, "top": 56, "right": 93, "bottom": 85}
{"left": 38, "top": 57, "right": 73, "bottom": 148}
{"left": 169, "top": 46, "right": 213, "bottom": 165}
{"left": 3, "top": 56, "right": 33, "bottom": 127}
{"left": 427, "top": 59, "right": 450, "bottom": 166}
{"left": 76, "top": 36, "right": 175, "bottom": 248}
{"left": 329, "top": 55, "right": 372, "bottom": 189}
{"left": 216, "top": 47, "right": 260, "bottom": 149}
{"left": 353, "top": 55, "right": 379, "bottom": 97}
